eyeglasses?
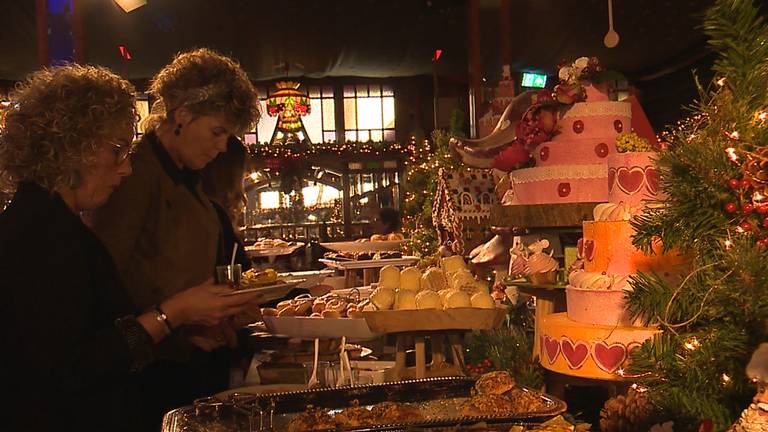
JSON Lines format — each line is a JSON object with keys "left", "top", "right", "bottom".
{"left": 111, "top": 141, "right": 138, "bottom": 165}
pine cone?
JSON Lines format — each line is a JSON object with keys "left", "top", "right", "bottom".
{"left": 600, "top": 388, "right": 656, "bottom": 432}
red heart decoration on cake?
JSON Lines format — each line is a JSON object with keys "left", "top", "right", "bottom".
{"left": 541, "top": 335, "right": 561, "bottom": 364}
{"left": 645, "top": 167, "right": 660, "bottom": 195}
{"left": 560, "top": 337, "right": 589, "bottom": 369}
{"left": 539, "top": 146, "right": 550, "bottom": 162}
{"left": 608, "top": 167, "right": 616, "bottom": 193}
{"left": 592, "top": 341, "right": 627, "bottom": 374}
{"left": 583, "top": 239, "right": 595, "bottom": 261}
{"left": 616, "top": 167, "right": 645, "bottom": 195}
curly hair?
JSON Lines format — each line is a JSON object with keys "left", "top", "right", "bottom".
{"left": 0, "top": 64, "right": 136, "bottom": 192}
{"left": 144, "top": 48, "right": 260, "bottom": 135}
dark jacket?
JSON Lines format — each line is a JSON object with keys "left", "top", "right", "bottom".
{"left": 91, "top": 132, "right": 220, "bottom": 314}
{"left": 0, "top": 183, "right": 144, "bottom": 431}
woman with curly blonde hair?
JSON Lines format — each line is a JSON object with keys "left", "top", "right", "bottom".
{"left": 91, "top": 48, "right": 262, "bottom": 428}
{"left": 0, "top": 64, "right": 262, "bottom": 431}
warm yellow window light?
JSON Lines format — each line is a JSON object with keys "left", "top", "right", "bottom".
{"left": 114, "top": 0, "right": 147, "bottom": 13}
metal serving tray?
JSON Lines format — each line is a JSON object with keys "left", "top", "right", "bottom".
{"left": 162, "top": 376, "right": 567, "bottom": 431}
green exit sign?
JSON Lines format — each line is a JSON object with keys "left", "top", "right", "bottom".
{"left": 521, "top": 72, "right": 547, "bottom": 88}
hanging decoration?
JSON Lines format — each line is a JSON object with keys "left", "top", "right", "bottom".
{"left": 266, "top": 81, "right": 312, "bottom": 149}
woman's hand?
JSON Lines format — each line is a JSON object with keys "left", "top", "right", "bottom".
{"left": 161, "top": 278, "right": 263, "bottom": 327}
{"left": 183, "top": 323, "right": 238, "bottom": 351}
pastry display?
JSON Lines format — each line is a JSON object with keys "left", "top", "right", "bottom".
{"left": 369, "top": 287, "right": 396, "bottom": 310}
{"left": 250, "top": 238, "right": 292, "bottom": 250}
{"left": 420, "top": 267, "right": 448, "bottom": 291}
{"left": 394, "top": 289, "right": 417, "bottom": 310}
{"left": 240, "top": 268, "right": 281, "bottom": 287}
{"left": 332, "top": 400, "right": 375, "bottom": 428}
{"left": 287, "top": 406, "right": 337, "bottom": 432}
{"left": 265, "top": 292, "right": 369, "bottom": 319}
{"left": 470, "top": 292, "right": 495, "bottom": 309}
{"left": 399, "top": 266, "right": 422, "bottom": 291}
{"left": 472, "top": 370, "right": 517, "bottom": 395}
{"left": 355, "top": 232, "right": 405, "bottom": 242}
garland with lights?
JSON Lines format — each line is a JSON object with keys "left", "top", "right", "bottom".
{"left": 623, "top": 1, "right": 768, "bottom": 429}
{"left": 247, "top": 140, "right": 415, "bottom": 160}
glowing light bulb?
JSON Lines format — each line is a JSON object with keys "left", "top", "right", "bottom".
{"left": 724, "top": 239, "right": 734, "bottom": 249}
{"left": 722, "top": 373, "right": 732, "bottom": 384}
{"left": 726, "top": 147, "right": 740, "bottom": 162}
{"left": 249, "top": 172, "right": 259, "bottom": 181}
{"left": 729, "top": 131, "right": 740, "bottom": 140}
{"left": 758, "top": 111, "right": 768, "bottom": 122}
{"left": 717, "top": 77, "right": 727, "bottom": 86}
{"left": 684, "top": 336, "right": 701, "bottom": 351}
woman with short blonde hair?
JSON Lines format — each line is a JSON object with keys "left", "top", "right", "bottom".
{"left": 0, "top": 64, "right": 262, "bottom": 431}
{"left": 91, "top": 48, "right": 262, "bottom": 428}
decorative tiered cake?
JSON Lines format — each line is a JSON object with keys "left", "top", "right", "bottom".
{"left": 541, "top": 137, "right": 690, "bottom": 380}
{"left": 502, "top": 82, "right": 629, "bottom": 205}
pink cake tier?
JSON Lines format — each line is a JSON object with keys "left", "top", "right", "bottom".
{"left": 565, "top": 270, "right": 637, "bottom": 327}
{"left": 533, "top": 102, "right": 631, "bottom": 167}
{"left": 566, "top": 287, "right": 634, "bottom": 326}
{"left": 503, "top": 164, "right": 608, "bottom": 205}
{"left": 608, "top": 151, "right": 663, "bottom": 209}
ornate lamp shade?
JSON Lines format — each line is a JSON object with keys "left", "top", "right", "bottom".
{"left": 266, "top": 81, "right": 312, "bottom": 146}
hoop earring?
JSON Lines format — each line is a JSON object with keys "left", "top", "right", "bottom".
{"left": 174, "top": 123, "right": 182, "bottom": 136}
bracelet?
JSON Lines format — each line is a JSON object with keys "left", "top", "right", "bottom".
{"left": 153, "top": 305, "right": 173, "bottom": 336}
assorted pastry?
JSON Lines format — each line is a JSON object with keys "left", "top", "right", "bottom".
{"left": 355, "top": 232, "right": 405, "bottom": 242}
{"left": 287, "top": 400, "right": 423, "bottom": 431}
{"left": 240, "top": 268, "right": 283, "bottom": 288}
{"left": 461, "top": 371, "right": 549, "bottom": 417}
{"left": 284, "top": 372, "right": 551, "bottom": 431}
{"left": 249, "top": 238, "right": 293, "bottom": 250}
{"left": 323, "top": 250, "right": 403, "bottom": 261}
{"left": 368, "top": 256, "right": 496, "bottom": 311}
{"left": 261, "top": 292, "right": 372, "bottom": 319}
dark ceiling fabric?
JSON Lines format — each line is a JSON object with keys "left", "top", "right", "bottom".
{"left": 0, "top": 0, "right": 745, "bottom": 128}
{"left": 0, "top": 0, "right": 38, "bottom": 80}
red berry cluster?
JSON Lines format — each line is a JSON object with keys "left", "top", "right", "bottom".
{"left": 724, "top": 177, "right": 768, "bottom": 245}
{"left": 466, "top": 358, "right": 494, "bottom": 375}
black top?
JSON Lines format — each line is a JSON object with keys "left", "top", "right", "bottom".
{"left": 149, "top": 133, "right": 205, "bottom": 203}
{"left": 0, "top": 183, "right": 146, "bottom": 431}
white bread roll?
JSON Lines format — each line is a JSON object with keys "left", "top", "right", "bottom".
{"left": 415, "top": 290, "right": 441, "bottom": 309}
{"left": 471, "top": 292, "right": 495, "bottom": 309}
{"left": 394, "top": 289, "right": 417, "bottom": 310}
{"left": 370, "top": 287, "right": 396, "bottom": 310}
{"left": 445, "top": 290, "right": 472, "bottom": 308}
{"left": 378, "top": 265, "right": 400, "bottom": 290}
{"left": 420, "top": 267, "right": 448, "bottom": 291}
{"left": 399, "top": 267, "right": 422, "bottom": 291}
{"left": 440, "top": 255, "right": 467, "bottom": 274}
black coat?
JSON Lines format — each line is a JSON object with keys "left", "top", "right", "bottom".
{"left": 0, "top": 183, "right": 143, "bottom": 431}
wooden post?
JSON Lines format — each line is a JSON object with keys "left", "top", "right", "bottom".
{"left": 36, "top": 0, "right": 48, "bottom": 67}
{"left": 499, "top": 0, "right": 513, "bottom": 67}
{"left": 467, "top": 0, "right": 482, "bottom": 139}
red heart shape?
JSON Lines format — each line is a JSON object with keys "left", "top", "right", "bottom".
{"left": 541, "top": 335, "right": 560, "bottom": 364}
{"left": 560, "top": 337, "right": 589, "bottom": 369}
{"left": 583, "top": 239, "right": 595, "bottom": 261}
{"left": 616, "top": 167, "right": 645, "bottom": 195}
{"left": 592, "top": 341, "right": 627, "bottom": 374}
{"left": 645, "top": 167, "right": 660, "bottom": 195}
{"left": 607, "top": 167, "right": 616, "bottom": 193}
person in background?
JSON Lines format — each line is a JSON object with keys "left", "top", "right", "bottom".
{"left": 371, "top": 207, "right": 402, "bottom": 236}
{"left": 0, "top": 64, "right": 262, "bottom": 431}
{"left": 200, "top": 135, "right": 251, "bottom": 270}
{"left": 91, "top": 48, "right": 261, "bottom": 429}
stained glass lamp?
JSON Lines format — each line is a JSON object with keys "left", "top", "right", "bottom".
{"left": 266, "top": 81, "right": 312, "bottom": 148}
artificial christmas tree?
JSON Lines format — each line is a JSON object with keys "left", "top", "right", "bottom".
{"left": 625, "top": 0, "right": 768, "bottom": 430}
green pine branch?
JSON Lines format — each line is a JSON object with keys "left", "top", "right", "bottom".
{"left": 626, "top": 0, "right": 768, "bottom": 428}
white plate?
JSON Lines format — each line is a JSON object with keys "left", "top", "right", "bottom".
{"left": 319, "top": 256, "right": 419, "bottom": 270}
{"left": 320, "top": 240, "right": 404, "bottom": 253}
{"left": 245, "top": 242, "right": 304, "bottom": 257}
{"left": 263, "top": 315, "right": 379, "bottom": 341}
{"left": 278, "top": 269, "right": 334, "bottom": 288}
{"left": 221, "top": 279, "right": 303, "bottom": 302}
